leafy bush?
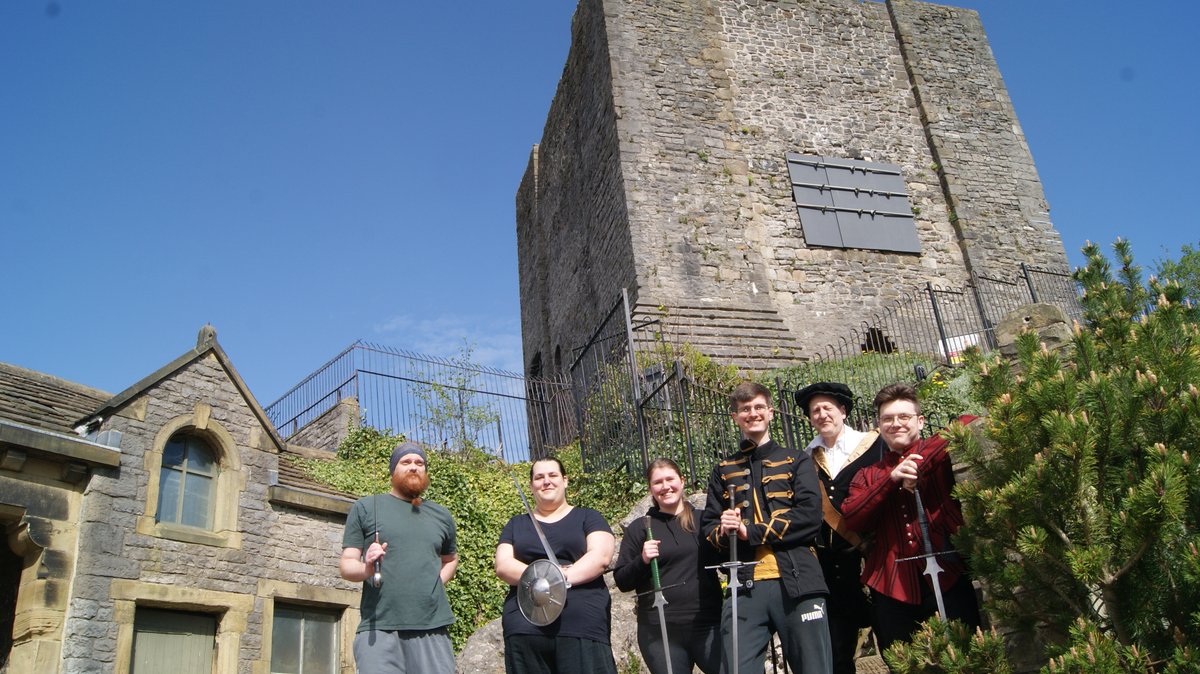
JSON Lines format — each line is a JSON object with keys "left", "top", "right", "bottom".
{"left": 884, "top": 615, "right": 1011, "bottom": 674}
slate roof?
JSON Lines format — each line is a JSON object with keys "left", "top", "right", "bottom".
{"left": 1, "top": 341, "right": 354, "bottom": 506}
{"left": 0, "top": 362, "right": 111, "bottom": 434}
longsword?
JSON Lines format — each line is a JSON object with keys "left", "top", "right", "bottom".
{"left": 643, "top": 515, "right": 674, "bottom": 674}
{"left": 370, "top": 495, "right": 382, "bottom": 588}
{"left": 706, "top": 482, "right": 757, "bottom": 674}
{"left": 896, "top": 486, "right": 952, "bottom": 618}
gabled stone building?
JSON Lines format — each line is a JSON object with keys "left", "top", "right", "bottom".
{"left": 1, "top": 327, "right": 359, "bottom": 673}
{"left": 517, "top": 0, "right": 1070, "bottom": 373}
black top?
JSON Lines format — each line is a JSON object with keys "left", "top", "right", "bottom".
{"left": 613, "top": 505, "right": 723, "bottom": 626}
{"left": 499, "top": 507, "right": 613, "bottom": 643}
{"left": 814, "top": 431, "right": 888, "bottom": 553}
{"left": 700, "top": 438, "right": 828, "bottom": 600}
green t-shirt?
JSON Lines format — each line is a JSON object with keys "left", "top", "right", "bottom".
{"left": 343, "top": 493, "right": 457, "bottom": 632}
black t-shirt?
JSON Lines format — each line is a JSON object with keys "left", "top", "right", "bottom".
{"left": 499, "top": 507, "right": 613, "bottom": 643}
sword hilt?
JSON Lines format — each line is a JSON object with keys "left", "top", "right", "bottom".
{"left": 370, "top": 529, "right": 382, "bottom": 588}
{"left": 642, "top": 515, "right": 664, "bottom": 591}
{"left": 720, "top": 483, "right": 755, "bottom": 588}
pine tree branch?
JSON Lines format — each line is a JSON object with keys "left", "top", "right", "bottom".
{"left": 1107, "top": 534, "right": 1153, "bottom": 585}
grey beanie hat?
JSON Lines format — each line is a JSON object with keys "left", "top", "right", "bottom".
{"left": 389, "top": 441, "right": 427, "bottom": 474}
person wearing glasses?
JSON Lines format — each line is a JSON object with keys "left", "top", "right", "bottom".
{"left": 700, "top": 381, "right": 833, "bottom": 674}
{"left": 794, "top": 382, "right": 887, "bottom": 674}
{"left": 840, "top": 383, "right": 982, "bottom": 657}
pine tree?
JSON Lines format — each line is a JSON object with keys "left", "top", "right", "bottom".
{"left": 947, "top": 240, "right": 1200, "bottom": 671}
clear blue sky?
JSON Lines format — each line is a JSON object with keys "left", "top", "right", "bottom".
{"left": 3, "top": 1, "right": 1197, "bottom": 406}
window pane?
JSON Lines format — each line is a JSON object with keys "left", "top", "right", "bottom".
{"left": 163, "top": 438, "right": 186, "bottom": 468}
{"left": 186, "top": 438, "right": 217, "bottom": 475}
{"left": 271, "top": 606, "right": 302, "bottom": 674}
{"left": 271, "top": 605, "right": 340, "bottom": 674}
{"left": 303, "top": 611, "right": 339, "bottom": 674}
{"left": 181, "top": 473, "right": 213, "bottom": 529}
{"left": 157, "top": 467, "right": 182, "bottom": 524}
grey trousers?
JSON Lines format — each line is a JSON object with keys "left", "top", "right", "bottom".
{"left": 721, "top": 579, "right": 833, "bottom": 674}
{"left": 353, "top": 628, "right": 455, "bottom": 674}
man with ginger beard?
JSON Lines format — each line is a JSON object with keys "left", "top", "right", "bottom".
{"left": 341, "top": 441, "right": 459, "bottom": 674}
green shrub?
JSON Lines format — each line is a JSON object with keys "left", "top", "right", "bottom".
{"left": 949, "top": 240, "right": 1200, "bottom": 670}
{"left": 884, "top": 615, "right": 1011, "bottom": 674}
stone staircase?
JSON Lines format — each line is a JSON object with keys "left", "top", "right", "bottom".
{"left": 630, "top": 302, "right": 809, "bottom": 372}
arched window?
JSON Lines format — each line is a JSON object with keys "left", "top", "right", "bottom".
{"left": 156, "top": 434, "right": 218, "bottom": 529}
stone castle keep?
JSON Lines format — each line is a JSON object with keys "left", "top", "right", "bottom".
{"left": 517, "top": 0, "right": 1069, "bottom": 374}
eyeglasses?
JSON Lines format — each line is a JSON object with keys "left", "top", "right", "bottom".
{"left": 736, "top": 404, "right": 771, "bottom": 416}
{"left": 878, "top": 413, "right": 918, "bottom": 426}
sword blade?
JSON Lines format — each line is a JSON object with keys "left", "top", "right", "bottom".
{"left": 729, "top": 582, "right": 740, "bottom": 674}
{"left": 655, "top": 602, "right": 674, "bottom": 674}
{"left": 922, "top": 556, "right": 947, "bottom": 618}
{"left": 914, "top": 487, "right": 948, "bottom": 618}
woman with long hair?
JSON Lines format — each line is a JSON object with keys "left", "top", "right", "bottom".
{"left": 614, "top": 458, "right": 723, "bottom": 674}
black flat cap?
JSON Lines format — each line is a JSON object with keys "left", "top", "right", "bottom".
{"left": 794, "top": 382, "right": 854, "bottom": 414}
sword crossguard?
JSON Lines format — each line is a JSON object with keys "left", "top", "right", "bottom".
{"left": 635, "top": 581, "right": 686, "bottom": 598}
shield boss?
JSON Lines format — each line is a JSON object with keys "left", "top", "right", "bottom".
{"left": 517, "top": 559, "right": 568, "bottom": 626}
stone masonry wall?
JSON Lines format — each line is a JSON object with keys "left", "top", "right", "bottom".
{"left": 61, "top": 353, "right": 357, "bottom": 673}
{"left": 518, "top": 0, "right": 1069, "bottom": 369}
{"left": 517, "top": 0, "right": 637, "bottom": 376}
{"left": 889, "top": 0, "right": 1067, "bottom": 273}
{"left": 285, "top": 396, "right": 358, "bottom": 453}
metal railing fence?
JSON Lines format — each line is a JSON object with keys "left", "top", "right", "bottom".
{"left": 265, "top": 264, "right": 1079, "bottom": 474}
{"left": 264, "top": 342, "right": 573, "bottom": 462}
{"left": 572, "top": 264, "right": 1081, "bottom": 475}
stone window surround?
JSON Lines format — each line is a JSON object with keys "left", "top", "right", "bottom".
{"left": 255, "top": 579, "right": 359, "bottom": 674}
{"left": 136, "top": 403, "right": 245, "bottom": 548}
{"left": 157, "top": 434, "right": 218, "bottom": 529}
{"left": 110, "top": 579, "right": 253, "bottom": 674}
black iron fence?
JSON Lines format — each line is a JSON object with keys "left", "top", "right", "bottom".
{"left": 570, "top": 264, "right": 1080, "bottom": 477}
{"left": 264, "top": 342, "right": 573, "bottom": 462}
{"left": 266, "top": 265, "right": 1079, "bottom": 475}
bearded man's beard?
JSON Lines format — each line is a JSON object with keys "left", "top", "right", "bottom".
{"left": 393, "top": 471, "right": 430, "bottom": 506}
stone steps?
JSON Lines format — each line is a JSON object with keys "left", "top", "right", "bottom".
{"left": 630, "top": 302, "right": 809, "bottom": 372}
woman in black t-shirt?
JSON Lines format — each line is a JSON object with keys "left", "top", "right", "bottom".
{"left": 495, "top": 457, "right": 617, "bottom": 674}
{"left": 613, "top": 458, "right": 724, "bottom": 674}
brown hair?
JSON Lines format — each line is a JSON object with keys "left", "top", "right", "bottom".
{"left": 728, "top": 381, "right": 772, "bottom": 412}
{"left": 645, "top": 458, "right": 695, "bottom": 533}
{"left": 873, "top": 383, "right": 921, "bottom": 415}
{"left": 529, "top": 457, "right": 567, "bottom": 482}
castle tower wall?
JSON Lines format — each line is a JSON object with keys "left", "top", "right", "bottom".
{"left": 516, "top": 0, "right": 637, "bottom": 375}
{"left": 518, "top": 0, "right": 1068, "bottom": 374}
